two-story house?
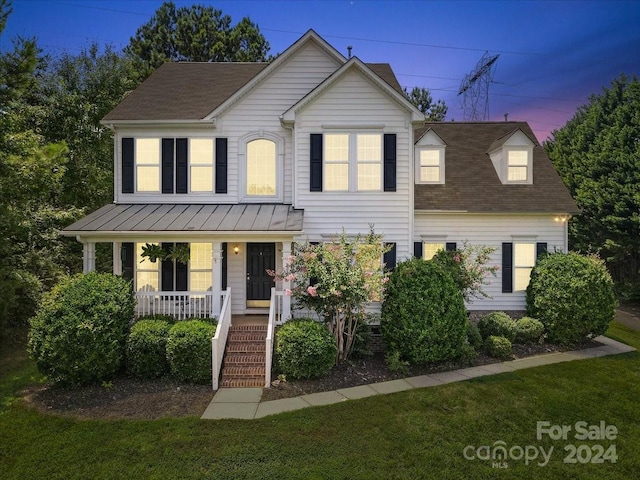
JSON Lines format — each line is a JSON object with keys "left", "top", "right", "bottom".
{"left": 63, "top": 29, "right": 578, "bottom": 323}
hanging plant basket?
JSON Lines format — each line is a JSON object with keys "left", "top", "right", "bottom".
{"left": 168, "top": 243, "right": 191, "bottom": 264}
{"left": 140, "top": 243, "right": 167, "bottom": 263}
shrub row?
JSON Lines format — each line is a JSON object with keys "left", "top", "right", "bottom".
{"left": 275, "top": 318, "right": 336, "bottom": 379}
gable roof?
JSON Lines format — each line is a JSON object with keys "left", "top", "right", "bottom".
{"left": 414, "top": 122, "right": 579, "bottom": 214}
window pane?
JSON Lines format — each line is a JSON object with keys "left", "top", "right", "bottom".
{"left": 424, "top": 242, "right": 444, "bottom": 260}
{"left": 356, "top": 134, "right": 381, "bottom": 161}
{"left": 190, "top": 243, "right": 212, "bottom": 269}
{"left": 190, "top": 138, "right": 213, "bottom": 165}
{"left": 247, "top": 139, "right": 276, "bottom": 196}
{"left": 420, "top": 149, "right": 440, "bottom": 166}
{"left": 514, "top": 267, "right": 532, "bottom": 291}
{"left": 136, "top": 243, "right": 159, "bottom": 292}
{"left": 325, "top": 164, "right": 349, "bottom": 191}
{"left": 514, "top": 243, "right": 536, "bottom": 268}
{"left": 421, "top": 166, "right": 440, "bottom": 182}
{"left": 357, "top": 163, "right": 381, "bottom": 190}
{"left": 190, "top": 272, "right": 212, "bottom": 292}
{"left": 508, "top": 150, "right": 528, "bottom": 166}
{"left": 508, "top": 166, "right": 527, "bottom": 181}
{"left": 325, "top": 134, "right": 349, "bottom": 161}
{"left": 190, "top": 166, "right": 213, "bottom": 192}
{"left": 136, "top": 138, "right": 160, "bottom": 164}
{"left": 137, "top": 166, "right": 159, "bottom": 191}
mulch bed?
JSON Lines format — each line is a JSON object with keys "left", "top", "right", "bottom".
{"left": 20, "top": 339, "right": 600, "bottom": 420}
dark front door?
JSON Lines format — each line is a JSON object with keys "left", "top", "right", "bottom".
{"left": 246, "top": 243, "right": 275, "bottom": 308}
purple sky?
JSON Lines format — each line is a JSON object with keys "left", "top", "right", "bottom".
{"left": 2, "top": 0, "right": 639, "bottom": 142}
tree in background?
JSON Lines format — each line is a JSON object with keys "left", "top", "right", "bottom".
{"left": 404, "top": 86, "right": 448, "bottom": 121}
{"left": 125, "top": 1, "right": 270, "bottom": 79}
{"left": 545, "top": 75, "right": 640, "bottom": 299}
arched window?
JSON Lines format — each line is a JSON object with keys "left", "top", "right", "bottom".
{"left": 246, "top": 139, "right": 276, "bottom": 196}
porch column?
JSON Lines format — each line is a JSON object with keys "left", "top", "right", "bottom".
{"left": 282, "top": 241, "right": 292, "bottom": 321}
{"left": 113, "top": 242, "right": 122, "bottom": 276}
{"left": 212, "top": 242, "right": 222, "bottom": 316}
{"left": 83, "top": 242, "right": 96, "bottom": 273}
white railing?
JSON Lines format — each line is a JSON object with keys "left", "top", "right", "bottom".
{"left": 135, "top": 291, "right": 215, "bottom": 320}
{"left": 265, "top": 288, "right": 283, "bottom": 387}
{"left": 211, "top": 288, "right": 232, "bottom": 390}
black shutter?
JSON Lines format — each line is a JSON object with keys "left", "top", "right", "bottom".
{"left": 502, "top": 242, "right": 513, "bottom": 293}
{"left": 383, "top": 243, "right": 396, "bottom": 271}
{"left": 536, "top": 242, "right": 548, "bottom": 259}
{"left": 161, "top": 243, "right": 174, "bottom": 292}
{"left": 383, "top": 133, "right": 396, "bottom": 192}
{"left": 215, "top": 138, "right": 228, "bottom": 194}
{"left": 122, "top": 138, "right": 134, "bottom": 194}
{"left": 446, "top": 242, "right": 457, "bottom": 251}
{"left": 309, "top": 241, "right": 319, "bottom": 285}
{"left": 121, "top": 242, "right": 134, "bottom": 281}
{"left": 161, "top": 138, "right": 174, "bottom": 194}
{"left": 310, "top": 134, "right": 323, "bottom": 192}
{"left": 175, "top": 243, "right": 188, "bottom": 291}
{"left": 221, "top": 243, "right": 228, "bottom": 290}
{"left": 414, "top": 241, "right": 423, "bottom": 259}
{"left": 176, "top": 138, "right": 188, "bottom": 194}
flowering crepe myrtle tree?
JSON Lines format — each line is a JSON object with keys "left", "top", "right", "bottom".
{"left": 430, "top": 242, "right": 499, "bottom": 302}
{"left": 269, "top": 230, "right": 390, "bottom": 363}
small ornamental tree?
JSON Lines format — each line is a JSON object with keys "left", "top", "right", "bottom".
{"left": 430, "top": 243, "right": 498, "bottom": 301}
{"left": 269, "top": 229, "right": 389, "bottom": 363}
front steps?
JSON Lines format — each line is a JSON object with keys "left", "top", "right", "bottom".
{"left": 219, "top": 324, "right": 267, "bottom": 388}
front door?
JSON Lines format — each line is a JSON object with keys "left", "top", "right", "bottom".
{"left": 246, "top": 243, "right": 275, "bottom": 308}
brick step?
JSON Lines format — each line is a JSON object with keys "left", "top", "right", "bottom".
{"left": 226, "top": 342, "right": 266, "bottom": 353}
{"left": 229, "top": 324, "right": 268, "bottom": 332}
{"left": 227, "top": 332, "right": 267, "bottom": 343}
{"left": 222, "top": 365, "right": 265, "bottom": 377}
{"left": 224, "top": 354, "right": 265, "bottom": 366}
{"left": 220, "top": 377, "right": 264, "bottom": 388}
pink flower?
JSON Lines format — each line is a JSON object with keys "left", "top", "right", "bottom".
{"left": 284, "top": 289, "right": 292, "bottom": 296}
{"left": 453, "top": 254, "right": 461, "bottom": 263}
{"left": 307, "top": 286, "right": 318, "bottom": 297}
{"left": 285, "top": 273, "right": 296, "bottom": 282}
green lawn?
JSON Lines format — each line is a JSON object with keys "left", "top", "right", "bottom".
{"left": 1, "top": 324, "right": 639, "bottom": 479}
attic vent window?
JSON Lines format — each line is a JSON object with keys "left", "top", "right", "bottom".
{"left": 507, "top": 149, "right": 529, "bottom": 182}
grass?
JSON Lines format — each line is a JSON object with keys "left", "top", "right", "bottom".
{"left": 1, "top": 324, "right": 639, "bottom": 479}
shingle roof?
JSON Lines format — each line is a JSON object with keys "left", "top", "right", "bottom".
{"left": 414, "top": 122, "right": 579, "bottom": 214}
{"left": 62, "top": 204, "right": 304, "bottom": 234}
{"left": 102, "top": 61, "right": 402, "bottom": 122}
{"left": 103, "top": 62, "right": 269, "bottom": 121}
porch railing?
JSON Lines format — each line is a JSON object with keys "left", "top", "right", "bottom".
{"left": 135, "top": 291, "right": 215, "bottom": 320}
{"left": 211, "top": 288, "right": 232, "bottom": 390}
{"left": 265, "top": 288, "right": 283, "bottom": 388}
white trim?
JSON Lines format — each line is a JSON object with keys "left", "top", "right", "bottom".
{"left": 238, "top": 131, "right": 285, "bottom": 203}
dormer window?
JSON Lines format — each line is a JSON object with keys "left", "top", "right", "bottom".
{"left": 507, "top": 149, "right": 529, "bottom": 182}
{"left": 415, "top": 129, "right": 446, "bottom": 184}
{"left": 488, "top": 129, "right": 534, "bottom": 185}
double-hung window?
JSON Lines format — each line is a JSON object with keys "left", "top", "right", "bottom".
{"left": 189, "top": 243, "right": 213, "bottom": 292}
{"left": 324, "top": 133, "right": 382, "bottom": 191}
{"left": 190, "top": 139, "right": 214, "bottom": 192}
{"left": 246, "top": 139, "right": 277, "bottom": 196}
{"left": 507, "top": 149, "right": 528, "bottom": 182}
{"left": 136, "top": 139, "right": 160, "bottom": 192}
{"left": 423, "top": 242, "right": 445, "bottom": 260}
{"left": 136, "top": 243, "right": 160, "bottom": 291}
{"left": 513, "top": 242, "right": 536, "bottom": 291}
{"left": 418, "top": 148, "right": 443, "bottom": 183}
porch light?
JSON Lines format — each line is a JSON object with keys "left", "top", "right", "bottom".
{"left": 234, "top": 245, "right": 240, "bottom": 255}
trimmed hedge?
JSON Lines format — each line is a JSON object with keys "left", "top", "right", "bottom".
{"left": 485, "top": 336, "right": 512, "bottom": 359}
{"left": 127, "top": 320, "right": 171, "bottom": 378}
{"left": 514, "top": 317, "right": 545, "bottom": 344}
{"left": 276, "top": 318, "right": 337, "bottom": 379}
{"left": 466, "top": 322, "right": 483, "bottom": 350}
{"left": 381, "top": 258, "right": 467, "bottom": 363}
{"left": 28, "top": 272, "right": 135, "bottom": 386}
{"left": 477, "top": 312, "right": 517, "bottom": 341}
{"left": 526, "top": 252, "right": 616, "bottom": 345}
{"left": 166, "top": 320, "right": 217, "bottom": 383}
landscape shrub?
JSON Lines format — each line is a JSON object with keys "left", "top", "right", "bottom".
{"left": 477, "top": 312, "right": 517, "bottom": 341}
{"left": 137, "top": 314, "right": 177, "bottom": 324}
{"left": 458, "top": 343, "right": 478, "bottom": 365}
{"left": 28, "top": 272, "right": 135, "bottom": 386}
{"left": 484, "top": 336, "right": 512, "bottom": 359}
{"left": 166, "top": 320, "right": 216, "bottom": 383}
{"left": 275, "top": 318, "right": 337, "bottom": 379}
{"left": 351, "top": 323, "right": 373, "bottom": 358}
{"left": 466, "top": 322, "right": 483, "bottom": 350}
{"left": 381, "top": 258, "right": 467, "bottom": 363}
{"left": 127, "top": 320, "right": 171, "bottom": 378}
{"left": 514, "top": 317, "right": 545, "bottom": 344}
{"left": 526, "top": 252, "right": 616, "bottom": 345}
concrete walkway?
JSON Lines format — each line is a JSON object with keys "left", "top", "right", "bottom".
{"left": 201, "top": 335, "right": 635, "bottom": 420}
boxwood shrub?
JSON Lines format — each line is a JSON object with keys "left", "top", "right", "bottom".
{"left": 275, "top": 318, "right": 337, "bottom": 379}
{"left": 28, "top": 272, "right": 135, "bottom": 386}
{"left": 526, "top": 252, "right": 616, "bottom": 345}
{"left": 381, "top": 258, "right": 467, "bottom": 363}
{"left": 166, "top": 320, "right": 217, "bottom": 383}
{"left": 485, "top": 335, "right": 512, "bottom": 359}
{"left": 514, "top": 317, "right": 545, "bottom": 344}
{"left": 466, "top": 322, "right": 483, "bottom": 350}
{"left": 127, "top": 320, "right": 171, "bottom": 378}
{"left": 477, "top": 312, "right": 517, "bottom": 341}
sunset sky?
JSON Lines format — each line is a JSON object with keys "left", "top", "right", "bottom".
{"left": 2, "top": 0, "right": 639, "bottom": 142}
